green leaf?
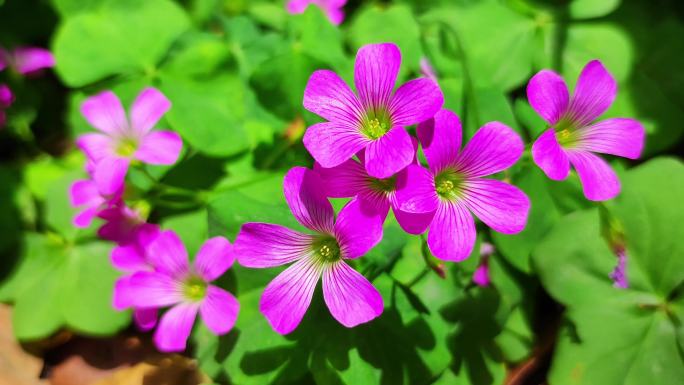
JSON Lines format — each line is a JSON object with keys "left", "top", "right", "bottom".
{"left": 6, "top": 234, "right": 129, "bottom": 340}
{"left": 425, "top": 0, "right": 539, "bottom": 91}
{"left": 558, "top": 23, "right": 633, "bottom": 85}
{"left": 348, "top": 4, "right": 422, "bottom": 74}
{"left": 290, "top": 7, "right": 348, "bottom": 71}
{"left": 163, "top": 32, "right": 232, "bottom": 78}
{"left": 159, "top": 73, "right": 274, "bottom": 157}
{"left": 533, "top": 158, "right": 684, "bottom": 385}
{"left": 492, "top": 165, "right": 561, "bottom": 273}
{"left": 53, "top": 0, "right": 190, "bottom": 86}
{"left": 569, "top": 0, "right": 622, "bottom": 19}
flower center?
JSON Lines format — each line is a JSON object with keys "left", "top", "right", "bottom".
{"left": 313, "top": 236, "right": 341, "bottom": 263}
{"left": 361, "top": 109, "right": 392, "bottom": 140}
{"left": 116, "top": 138, "right": 138, "bottom": 157}
{"left": 183, "top": 276, "right": 207, "bottom": 301}
{"left": 434, "top": 169, "right": 464, "bottom": 200}
{"left": 554, "top": 119, "right": 579, "bottom": 147}
{"left": 368, "top": 175, "right": 396, "bottom": 194}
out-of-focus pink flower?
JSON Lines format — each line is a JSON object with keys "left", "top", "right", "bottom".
{"left": 609, "top": 248, "right": 628, "bottom": 289}
{"left": 420, "top": 57, "right": 438, "bottom": 82}
{"left": 125, "top": 231, "right": 239, "bottom": 352}
{"left": 0, "top": 46, "right": 55, "bottom": 75}
{"left": 286, "top": 0, "right": 347, "bottom": 25}
{"left": 77, "top": 87, "right": 182, "bottom": 196}
{"left": 472, "top": 242, "right": 494, "bottom": 287}
{"left": 69, "top": 179, "right": 123, "bottom": 228}
{"left": 0, "top": 84, "right": 13, "bottom": 128}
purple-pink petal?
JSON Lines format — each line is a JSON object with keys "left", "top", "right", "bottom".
{"left": 135, "top": 130, "right": 182, "bottom": 165}
{"left": 392, "top": 205, "right": 434, "bottom": 235}
{"left": 154, "top": 303, "right": 199, "bottom": 352}
{"left": 354, "top": 43, "right": 400, "bottom": 111}
{"left": 0, "top": 84, "right": 14, "bottom": 108}
{"left": 303, "top": 122, "right": 369, "bottom": 169}
{"left": 417, "top": 109, "right": 461, "bottom": 172}
{"left": 461, "top": 179, "right": 530, "bottom": 234}
{"left": 111, "top": 244, "right": 148, "bottom": 272}
{"left": 609, "top": 249, "right": 628, "bottom": 289}
{"left": 576, "top": 118, "right": 644, "bottom": 160}
{"left": 194, "top": 237, "right": 235, "bottom": 282}
{"left": 134, "top": 308, "right": 158, "bottom": 331}
{"left": 526, "top": 69, "right": 569, "bottom": 125}
{"left": 11, "top": 47, "right": 55, "bottom": 75}
{"left": 388, "top": 78, "right": 444, "bottom": 127}
{"left": 567, "top": 150, "right": 620, "bottom": 201}
{"left": 395, "top": 164, "right": 439, "bottom": 214}
{"left": 235, "top": 223, "right": 315, "bottom": 268}
{"left": 127, "top": 271, "right": 183, "bottom": 308}
{"left": 93, "top": 156, "right": 129, "bottom": 196}
{"left": 532, "top": 129, "right": 570, "bottom": 180}
{"left": 472, "top": 263, "right": 490, "bottom": 287}
{"left": 364, "top": 126, "right": 414, "bottom": 178}
{"left": 566, "top": 60, "right": 617, "bottom": 127}
{"left": 428, "top": 202, "right": 476, "bottom": 262}
{"left": 322, "top": 261, "right": 383, "bottom": 328}
{"left": 146, "top": 230, "right": 190, "bottom": 278}
{"left": 334, "top": 198, "right": 384, "bottom": 259}
{"left": 260, "top": 256, "right": 323, "bottom": 334}
{"left": 456, "top": 121, "right": 523, "bottom": 177}
{"left": 419, "top": 57, "right": 438, "bottom": 82}
{"left": 199, "top": 285, "right": 239, "bottom": 335}
{"left": 303, "top": 70, "right": 363, "bottom": 126}
{"left": 80, "top": 91, "right": 128, "bottom": 136}
{"left": 130, "top": 87, "right": 171, "bottom": 136}
{"left": 283, "top": 167, "right": 335, "bottom": 233}
{"left": 76, "top": 133, "right": 115, "bottom": 163}
{"left": 314, "top": 159, "right": 368, "bottom": 198}
{"left": 112, "top": 275, "right": 134, "bottom": 310}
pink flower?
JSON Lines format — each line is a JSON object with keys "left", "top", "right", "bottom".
{"left": 609, "top": 248, "right": 628, "bottom": 289}
{"left": 472, "top": 242, "right": 494, "bottom": 287}
{"left": 77, "top": 87, "right": 182, "bottom": 196}
{"left": 125, "top": 231, "right": 239, "bottom": 352}
{"left": 0, "top": 46, "right": 55, "bottom": 75}
{"left": 303, "top": 43, "right": 443, "bottom": 179}
{"left": 0, "top": 83, "right": 13, "bottom": 127}
{"left": 527, "top": 60, "right": 645, "bottom": 201}
{"left": 286, "top": 0, "right": 347, "bottom": 25}
{"left": 234, "top": 167, "right": 384, "bottom": 334}
{"left": 396, "top": 109, "right": 530, "bottom": 262}
{"left": 315, "top": 143, "right": 433, "bottom": 235}
{"left": 419, "top": 57, "right": 437, "bottom": 82}
{"left": 69, "top": 178, "right": 122, "bottom": 228}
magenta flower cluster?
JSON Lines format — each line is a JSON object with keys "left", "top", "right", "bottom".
{"left": 0, "top": 46, "right": 55, "bottom": 127}
{"left": 70, "top": 87, "right": 238, "bottom": 352}
{"left": 70, "top": 41, "right": 644, "bottom": 350}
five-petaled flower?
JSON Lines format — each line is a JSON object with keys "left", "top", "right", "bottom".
{"left": 396, "top": 109, "right": 530, "bottom": 262}
{"left": 303, "top": 43, "right": 443, "bottom": 179}
{"left": 286, "top": 0, "right": 347, "bottom": 25}
{"left": 234, "top": 167, "right": 384, "bottom": 334}
{"left": 125, "top": 230, "right": 239, "bottom": 352}
{"left": 527, "top": 60, "right": 645, "bottom": 201}
{"left": 77, "top": 87, "right": 182, "bottom": 196}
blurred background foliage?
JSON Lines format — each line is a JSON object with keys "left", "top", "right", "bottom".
{"left": 0, "top": 0, "right": 682, "bottom": 384}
